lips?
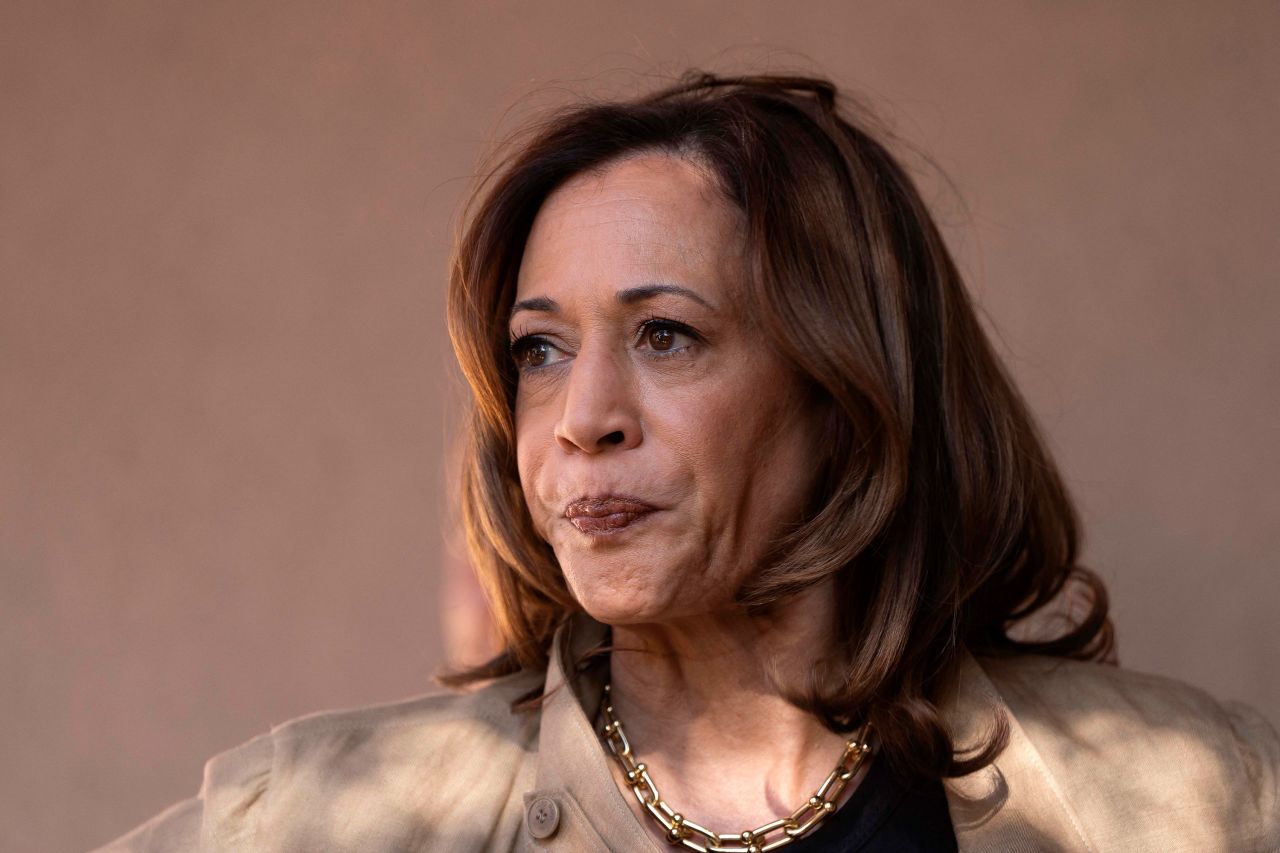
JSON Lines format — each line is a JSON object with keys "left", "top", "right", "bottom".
{"left": 564, "top": 495, "right": 657, "bottom": 535}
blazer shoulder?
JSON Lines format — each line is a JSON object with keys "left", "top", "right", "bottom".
{"left": 268, "top": 665, "right": 545, "bottom": 743}
{"left": 978, "top": 652, "right": 1244, "bottom": 721}
{"left": 977, "top": 653, "right": 1280, "bottom": 850}
{"left": 94, "top": 668, "right": 546, "bottom": 852}
{"left": 250, "top": 668, "right": 545, "bottom": 848}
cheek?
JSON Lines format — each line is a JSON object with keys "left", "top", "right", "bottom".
{"left": 683, "top": 364, "right": 818, "bottom": 501}
{"left": 514, "top": 407, "right": 553, "bottom": 529}
{"left": 679, "top": 360, "right": 793, "bottom": 447}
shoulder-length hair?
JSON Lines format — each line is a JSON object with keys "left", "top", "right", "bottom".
{"left": 443, "top": 71, "right": 1114, "bottom": 780}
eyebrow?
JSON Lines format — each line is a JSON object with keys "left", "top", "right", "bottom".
{"left": 509, "top": 283, "right": 716, "bottom": 320}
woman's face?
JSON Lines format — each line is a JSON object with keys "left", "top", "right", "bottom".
{"left": 511, "top": 152, "right": 825, "bottom": 626}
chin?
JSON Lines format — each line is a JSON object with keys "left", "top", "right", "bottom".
{"left": 565, "top": 569, "right": 735, "bottom": 629}
{"left": 560, "top": 563, "right": 672, "bottom": 627}
{"left": 569, "top": 586, "right": 665, "bottom": 627}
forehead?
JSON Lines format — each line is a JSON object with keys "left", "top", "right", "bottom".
{"left": 515, "top": 153, "right": 744, "bottom": 302}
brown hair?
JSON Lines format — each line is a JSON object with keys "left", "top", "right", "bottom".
{"left": 443, "top": 71, "right": 1114, "bottom": 780}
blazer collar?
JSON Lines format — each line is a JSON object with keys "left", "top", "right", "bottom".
{"left": 938, "top": 650, "right": 1096, "bottom": 851}
{"left": 532, "top": 612, "right": 657, "bottom": 851}
{"left": 534, "top": 613, "right": 1094, "bottom": 852}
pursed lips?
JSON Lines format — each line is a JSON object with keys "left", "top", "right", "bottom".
{"left": 563, "top": 495, "right": 657, "bottom": 534}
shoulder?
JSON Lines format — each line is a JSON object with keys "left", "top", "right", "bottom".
{"left": 258, "top": 668, "right": 544, "bottom": 846}
{"left": 94, "top": 669, "right": 545, "bottom": 852}
{"left": 266, "top": 665, "right": 544, "bottom": 762}
{"left": 977, "top": 651, "right": 1271, "bottom": 737}
{"left": 976, "top": 653, "right": 1280, "bottom": 850}
{"left": 263, "top": 665, "right": 543, "bottom": 788}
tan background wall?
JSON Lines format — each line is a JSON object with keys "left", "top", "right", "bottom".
{"left": 2, "top": 2, "right": 1276, "bottom": 850}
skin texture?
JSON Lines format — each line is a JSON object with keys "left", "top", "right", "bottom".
{"left": 512, "top": 152, "right": 823, "bottom": 625}
{"left": 511, "top": 153, "right": 872, "bottom": 835}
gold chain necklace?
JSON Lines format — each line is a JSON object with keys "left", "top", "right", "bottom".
{"left": 599, "top": 684, "right": 874, "bottom": 853}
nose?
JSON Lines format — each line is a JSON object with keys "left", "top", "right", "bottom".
{"left": 553, "top": 343, "right": 642, "bottom": 454}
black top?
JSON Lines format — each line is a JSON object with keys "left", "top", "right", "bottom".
{"left": 783, "top": 750, "right": 957, "bottom": 852}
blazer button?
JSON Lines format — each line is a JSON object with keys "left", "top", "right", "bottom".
{"left": 527, "top": 796, "right": 561, "bottom": 840}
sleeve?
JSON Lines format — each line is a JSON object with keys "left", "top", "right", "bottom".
{"left": 89, "top": 731, "right": 274, "bottom": 853}
{"left": 1223, "top": 699, "right": 1280, "bottom": 851}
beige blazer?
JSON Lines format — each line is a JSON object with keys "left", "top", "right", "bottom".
{"left": 97, "top": 614, "right": 1279, "bottom": 852}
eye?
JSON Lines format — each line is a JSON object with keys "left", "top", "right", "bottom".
{"left": 638, "top": 318, "right": 699, "bottom": 356}
{"left": 646, "top": 325, "right": 676, "bottom": 351}
{"left": 509, "top": 335, "right": 566, "bottom": 371}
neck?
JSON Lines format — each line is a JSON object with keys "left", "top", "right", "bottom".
{"left": 602, "top": 577, "right": 865, "bottom": 834}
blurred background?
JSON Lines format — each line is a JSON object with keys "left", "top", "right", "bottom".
{"left": 2, "top": 2, "right": 1277, "bottom": 850}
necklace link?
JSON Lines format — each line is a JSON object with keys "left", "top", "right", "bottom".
{"left": 599, "top": 684, "right": 874, "bottom": 852}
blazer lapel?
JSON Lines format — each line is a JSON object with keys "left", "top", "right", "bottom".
{"left": 941, "top": 650, "right": 1096, "bottom": 852}
{"left": 525, "top": 614, "right": 660, "bottom": 852}
{"left": 530, "top": 616, "right": 1094, "bottom": 852}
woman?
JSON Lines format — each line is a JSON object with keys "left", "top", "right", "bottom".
{"left": 99, "top": 73, "right": 1278, "bottom": 852}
